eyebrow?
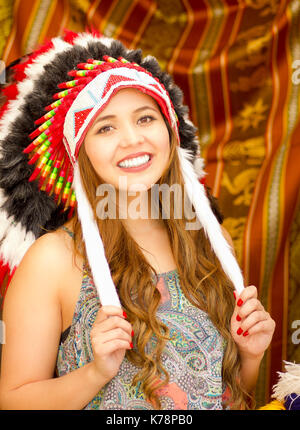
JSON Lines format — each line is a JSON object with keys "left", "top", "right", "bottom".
{"left": 91, "top": 105, "right": 159, "bottom": 128}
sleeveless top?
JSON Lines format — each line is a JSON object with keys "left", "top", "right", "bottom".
{"left": 56, "top": 227, "right": 229, "bottom": 410}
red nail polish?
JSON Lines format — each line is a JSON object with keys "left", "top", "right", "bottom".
{"left": 236, "top": 314, "right": 241, "bottom": 322}
{"left": 237, "top": 299, "right": 243, "bottom": 307}
{"left": 233, "top": 291, "right": 237, "bottom": 300}
{"left": 243, "top": 331, "right": 249, "bottom": 337}
{"left": 123, "top": 311, "right": 127, "bottom": 318}
{"left": 131, "top": 330, "right": 134, "bottom": 337}
{"left": 130, "top": 342, "right": 133, "bottom": 348}
{"left": 237, "top": 327, "right": 243, "bottom": 335}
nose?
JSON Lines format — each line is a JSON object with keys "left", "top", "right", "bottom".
{"left": 119, "top": 123, "right": 144, "bottom": 147}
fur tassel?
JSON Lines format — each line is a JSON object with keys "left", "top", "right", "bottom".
{"left": 73, "top": 163, "right": 121, "bottom": 307}
{"left": 177, "top": 146, "right": 244, "bottom": 294}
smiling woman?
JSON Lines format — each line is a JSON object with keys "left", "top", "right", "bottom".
{"left": 0, "top": 30, "right": 275, "bottom": 410}
{"left": 84, "top": 88, "right": 171, "bottom": 197}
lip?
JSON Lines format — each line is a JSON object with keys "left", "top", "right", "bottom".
{"left": 117, "top": 152, "right": 152, "bottom": 165}
{"left": 117, "top": 154, "right": 153, "bottom": 172}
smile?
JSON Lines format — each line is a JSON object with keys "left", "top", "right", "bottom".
{"left": 117, "top": 154, "right": 153, "bottom": 172}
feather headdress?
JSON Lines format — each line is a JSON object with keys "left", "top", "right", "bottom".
{"left": 0, "top": 30, "right": 244, "bottom": 306}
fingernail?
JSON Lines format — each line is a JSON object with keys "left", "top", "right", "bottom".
{"left": 130, "top": 342, "right": 133, "bottom": 349}
{"left": 237, "top": 299, "right": 243, "bottom": 307}
{"left": 243, "top": 331, "right": 249, "bottom": 337}
{"left": 237, "top": 327, "right": 243, "bottom": 335}
{"left": 233, "top": 291, "right": 237, "bottom": 300}
{"left": 123, "top": 311, "right": 128, "bottom": 319}
{"left": 236, "top": 314, "right": 241, "bottom": 322}
{"left": 131, "top": 330, "right": 134, "bottom": 337}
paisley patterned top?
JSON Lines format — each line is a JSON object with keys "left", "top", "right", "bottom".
{"left": 56, "top": 263, "right": 229, "bottom": 410}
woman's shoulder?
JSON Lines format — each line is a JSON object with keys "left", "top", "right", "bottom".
{"left": 26, "top": 226, "right": 74, "bottom": 267}
{"left": 4, "top": 225, "right": 76, "bottom": 305}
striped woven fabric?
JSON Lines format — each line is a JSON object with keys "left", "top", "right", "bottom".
{"left": 1, "top": 0, "right": 300, "bottom": 408}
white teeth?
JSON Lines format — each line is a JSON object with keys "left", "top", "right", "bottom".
{"left": 118, "top": 155, "right": 150, "bottom": 168}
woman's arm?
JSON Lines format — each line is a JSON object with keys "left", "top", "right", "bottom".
{"left": 238, "top": 352, "right": 264, "bottom": 394}
{"left": 0, "top": 232, "right": 133, "bottom": 410}
{"left": 0, "top": 362, "right": 108, "bottom": 410}
{"left": 0, "top": 233, "right": 114, "bottom": 409}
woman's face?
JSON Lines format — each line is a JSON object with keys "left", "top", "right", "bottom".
{"left": 84, "top": 88, "right": 171, "bottom": 193}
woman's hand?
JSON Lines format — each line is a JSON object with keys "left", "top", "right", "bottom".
{"left": 90, "top": 306, "right": 133, "bottom": 383}
{"left": 231, "top": 286, "right": 275, "bottom": 360}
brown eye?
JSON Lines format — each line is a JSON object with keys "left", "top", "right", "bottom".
{"left": 138, "top": 115, "right": 155, "bottom": 124}
{"left": 98, "top": 125, "right": 113, "bottom": 134}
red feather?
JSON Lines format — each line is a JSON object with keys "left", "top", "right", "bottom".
{"left": 0, "top": 260, "right": 8, "bottom": 284}
{"left": 0, "top": 83, "right": 18, "bottom": 119}
{"left": 62, "top": 29, "right": 80, "bottom": 44}
{"left": 85, "top": 25, "right": 102, "bottom": 38}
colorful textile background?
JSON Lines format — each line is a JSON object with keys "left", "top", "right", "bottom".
{"left": 1, "top": 0, "right": 300, "bottom": 407}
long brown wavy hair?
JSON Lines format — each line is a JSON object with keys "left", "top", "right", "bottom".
{"left": 71, "top": 126, "right": 252, "bottom": 410}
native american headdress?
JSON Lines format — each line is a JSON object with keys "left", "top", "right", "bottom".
{"left": 0, "top": 30, "right": 244, "bottom": 306}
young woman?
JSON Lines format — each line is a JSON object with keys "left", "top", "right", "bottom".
{"left": 0, "top": 31, "right": 275, "bottom": 410}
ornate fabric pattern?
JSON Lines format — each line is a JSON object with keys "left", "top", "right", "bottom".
{"left": 56, "top": 269, "right": 227, "bottom": 410}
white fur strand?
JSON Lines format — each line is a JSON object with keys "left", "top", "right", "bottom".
{"left": 177, "top": 146, "right": 244, "bottom": 294}
{"left": 73, "top": 163, "right": 121, "bottom": 307}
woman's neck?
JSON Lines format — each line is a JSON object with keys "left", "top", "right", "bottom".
{"left": 116, "top": 188, "right": 165, "bottom": 236}
{"left": 121, "top": 217, "right": 166, "bottom": 237}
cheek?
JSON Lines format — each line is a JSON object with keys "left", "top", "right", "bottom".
{"left": 85, "top": 141, "right": 109, "bottom": 170}
{"left": 158, "top": 129, "right": 171, "bottom": 158}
